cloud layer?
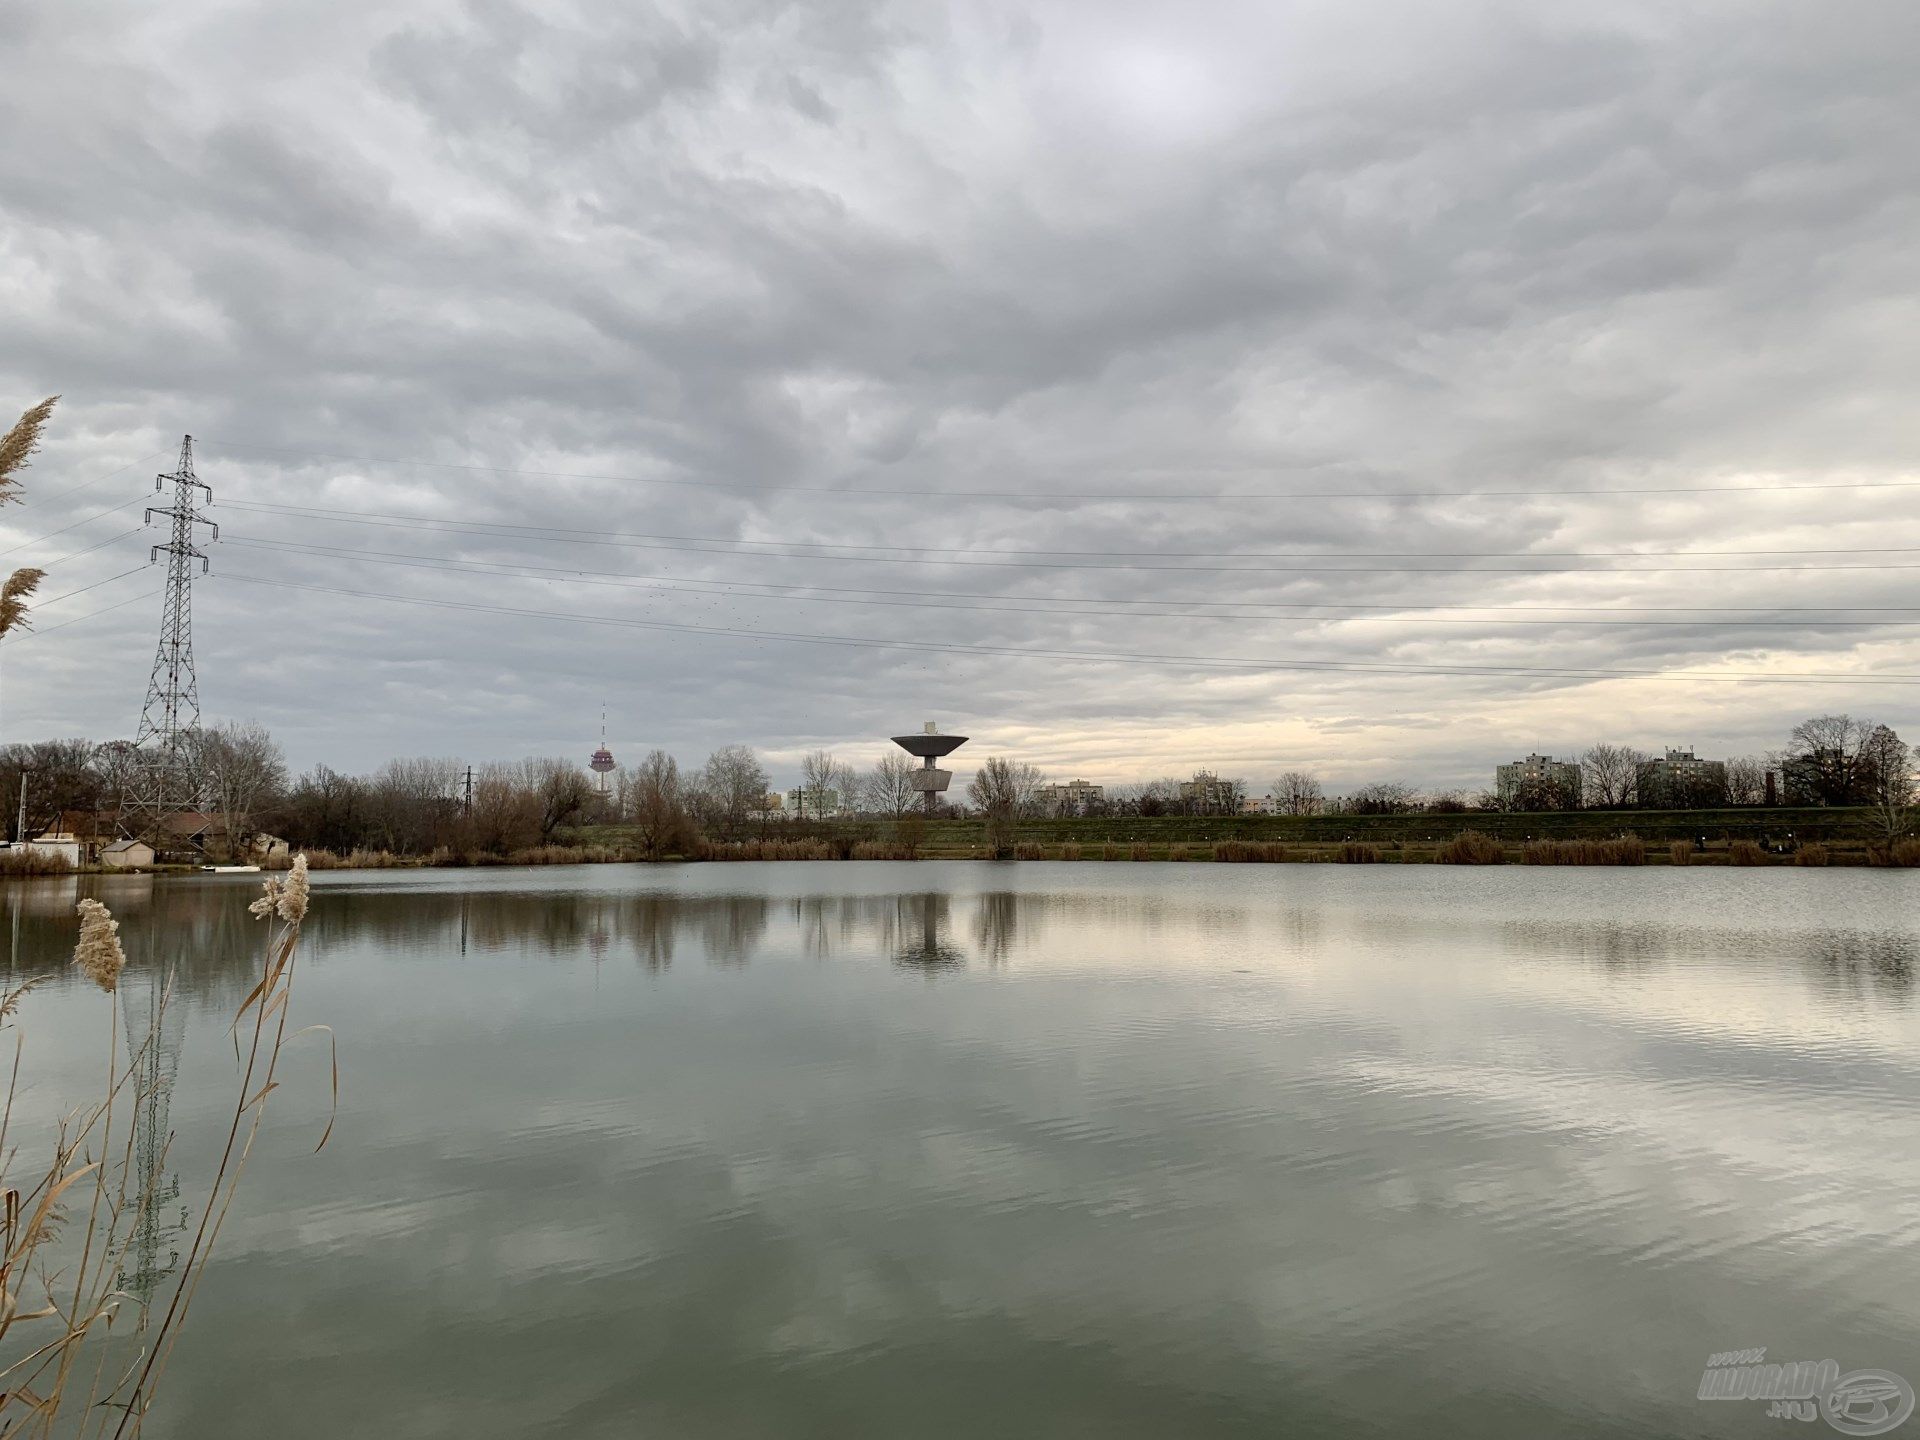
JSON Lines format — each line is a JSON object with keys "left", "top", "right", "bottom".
{"left": 4, "top": 0, "right": 1918, "bottom": 791}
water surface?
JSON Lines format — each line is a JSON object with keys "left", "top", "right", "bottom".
{"left": 6, "top": 862, "right": 1918, "bottom": 1437}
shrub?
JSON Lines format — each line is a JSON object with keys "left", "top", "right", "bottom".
{"left": 0, "top": 847, "right": 73, "bottom": 875}
{"left": 1216, "top": 840, "right": 1288, "bottom": 862}
{"left": 1794, "top": 842, "right": 1829, "bottom": 867}
{"left": 1669, "top": 841, "right": 1691, "bottom": 866}
{"left": 1336, "top": 842, "right": 1380, "bottom": 864}
{"left": 1729, "top": 840, "right": 1766, "bottom": 866}
{"left": 1523, "top": 836, "right": 1645, "bottom": 865}
{"left": 1435, "top": 831, "right": 1503, "bottom": 865}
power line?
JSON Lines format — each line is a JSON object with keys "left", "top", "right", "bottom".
{"left": 14, "top": 450, "right": 170, "bottom": 510}
{"left": 214, "top": 572, "right": 1920, "bottom": 687}
{"left": 216, "top": 499, "right": 1920, "bottom": 574}
{"left": 0, "top": 586, "right": 162, "bottom": 648}
{"left": 198, "top": 437, "right": 1920, "bottom": 504}
{"left": 0, "top": 495, "right": 148, "bottom": 559}
{"left": 218, "top": 535, "right": 1920, "bottom": 629}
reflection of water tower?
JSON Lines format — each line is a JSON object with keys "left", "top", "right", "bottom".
{"left": 891, "top": 720, "right": 968, "bottom": 815}
{"left": 589, "top": 706, "right": 616, "bottom": 804}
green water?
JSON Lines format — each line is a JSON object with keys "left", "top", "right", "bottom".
{"left": 5, "top": 863, "right": 1918, "bottom": 1437}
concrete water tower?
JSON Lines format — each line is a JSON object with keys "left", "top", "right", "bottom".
{"left": 891, "top": 720, "right": 968, "bottom": 815}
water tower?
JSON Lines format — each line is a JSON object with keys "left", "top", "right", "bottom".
{"left": 891, "top": 720, "right": 968, "bottom": 815}
{"left": 589, "top": 707, "right": 615, "bottom": 802}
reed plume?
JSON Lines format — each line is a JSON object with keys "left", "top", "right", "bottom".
{"left": 71, "top": 898, "right": 126, "bottom": 992}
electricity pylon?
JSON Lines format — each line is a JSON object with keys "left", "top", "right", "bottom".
{"left": 129, "top": 436, "right": 216, "bottom": 844}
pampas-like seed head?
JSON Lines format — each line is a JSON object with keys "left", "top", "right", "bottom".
{"left": 250, "top": 854, "right": 310, "bottom": 924}
{"left": 73, "top": 899, "right": 126, "bottom": 993}
{"left": 277, "top": 853, "right": 310, "bottom": 923}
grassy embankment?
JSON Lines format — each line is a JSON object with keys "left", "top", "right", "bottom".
{"left": 10, "top": 809, "right": 1909, "bottom": 876}
{"left": 572, "top": 807, "right": 1918, "bottom": 866}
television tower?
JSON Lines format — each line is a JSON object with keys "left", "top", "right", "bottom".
{"left": 589, "top": 705, "right": 616, "bottom": 804}
{"left": 129, "top": 437, "right": 217, "bottom": 839}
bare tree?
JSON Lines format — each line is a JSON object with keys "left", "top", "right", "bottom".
{"left": 465, "top": 763, "right": 540, "bottom": 853}
{"left": 863, "top": 751, "right": 918, "bottom": 818}
{"left": 191, "top": 720, "right": 288, "bottom": 857}
{"left": 798, "top": 748, "right": 856, "bottom": 819}
{"left": 1863, "top": 725, "right": 1913, "bottom": 841}
{"left": 1273, "top": 771, "right": 1324, "bottom": 816}
{"left": 1580, "top": 744, "right": 1646, "bottom": 809}
{"left": 695, "top": 745, "right": 769, "bottom": 840}
{"left": 520, "top": 756, "right": 596, "bottom": 841}
{"left": 629, "top": 749, "right": 690, "bottom": 858}
{"left": 968, "top": 757, "right": 1044, "bottom": 852}
{"left": 1724, "top": 755, "right": 1767, "bottom": 806}
{"left": 364, "top": 756, "right": 461, "bottom": 853}
{"left": 1784, "top": 714, "right": 1878, "bottom": 805}
{"left": 1348, "top": 781, "right": 1420, "bottom": 814}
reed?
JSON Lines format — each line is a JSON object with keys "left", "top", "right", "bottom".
{"left": 1669, "top": 841, "right": 1691, "bottom": 866}
{"left": 1523, "top": 836, "right": 1647, "bottom": 865}
{"left": 1793, "top": 842, "right": 1829, "bottom": 866}
{"left": 1214, "top": 839, "right": 1288, "bottom": 862}
{"left": 1058, "top": 842, "right": 1083, "bottom": 861}
{"left": 1729, "top": 840, "right": 1767, "bottom": 866}
{"left": 0, "top": 858, "right": 326, "bottom": 1435}
{"left": 1012, "top": 841, "right": 1048, "bottom": 860}
{"left": 1335, "top": 842, "right": 1381, "bottom": 864}
{"left": 0, "top": 847, "right": 74, "bottom": 876}
{"left": 1128, "top": 842, "right": 1151, "bottom": 861}
{"left": 1168, "top": 844, "right": 1192, "bottom": 861}
{"left": 1435, "top": 831, "right": 1503, "bottom": 865}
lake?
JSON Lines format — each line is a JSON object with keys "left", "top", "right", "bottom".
{"left": 5, "top": 862, "right": 1919, "bottom": 1437}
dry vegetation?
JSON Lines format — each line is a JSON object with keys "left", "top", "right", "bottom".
{"left": 1523, "top": 836, "right": 1648, "bottom": 866}
{"left": 1435, "top": 831, "right": 1504, "bottom": 865}
{"left": 0, "top": 860, "right": 324, "bottom": 1434}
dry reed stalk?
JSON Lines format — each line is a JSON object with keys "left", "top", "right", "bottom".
{"left": 1794, "top": 843, "right": 1829, "bottom": 866}
{"left": 1335, "top": 842, "right": 1380, "bottom": 863}
{"left": 1669, "top": 841, "right": 1691, "bottom": 866}
{"left": 1435, "top": 832, "right": 1503, "bottom": 865}
{"left": 1729, "top": 840, "right": 1766, "bottom": 866}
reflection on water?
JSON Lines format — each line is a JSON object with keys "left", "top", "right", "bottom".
{"left": 117, "top": 965, "right": 189, "bottom": 1318}
{"left": 4, "top": 863, "right": 1920, "bottom": 1440}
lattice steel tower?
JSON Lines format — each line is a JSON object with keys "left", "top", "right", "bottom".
{"left": 131, "top": 436, "right": 217, "bottom": 834}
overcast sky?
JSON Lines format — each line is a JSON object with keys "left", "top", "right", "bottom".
{"left": 4, "top": 0, "right": 1918, "bottom": 793}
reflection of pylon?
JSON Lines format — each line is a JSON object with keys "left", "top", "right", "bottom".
{"left": 117, "top": 966, "right": 187, "bottom": 1319}
{"left": 129, "top": 436, "right": 217, "bottom": 845}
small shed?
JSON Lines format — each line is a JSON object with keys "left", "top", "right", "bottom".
{"left": 100, "top": 838, "right": 155, "bottom": 870}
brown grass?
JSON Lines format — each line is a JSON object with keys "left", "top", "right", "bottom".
{"left": 1129, "top": 842, "right": 1151, "bottom": 861}
{"left": 1012, "top": 841, "right": 1048, "bottom": 860}
{"left": 1729, "top": 840, "right": 1767, "bottom": 866}
{"left": 1793, "top": 842, "right": 1829, "bottom": 866}
{"left": 1669, "top": 841, "right": 1691, "bottom": 866}
{"left": 1335, "top": 842, "right": 1381, "bottom": 864}
{"left": 1168, "top": 844, "right": 1192, "bottom": 861}
{"left": 1879, "top": 838, "right": 1920, "bottom": 867}
{"left": 1523, "top": 836, "right": 1647, "bottom": 866}
{"left": 0, "top": 847, "right": 74, "bottom": 876}
{"left": 1215, "top": 839, "right": 1289, "bottom": 862}
{"left": 1435, "top": 831, "right": 1503, "bottom": 865}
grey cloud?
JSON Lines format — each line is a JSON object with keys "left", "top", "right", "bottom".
{"left": 0, "top": 0, "right": 1916, "bottom": 792}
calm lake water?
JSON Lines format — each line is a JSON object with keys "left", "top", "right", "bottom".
{"left": 6, "top": 862, "right": 1920, "bottom": 1438}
